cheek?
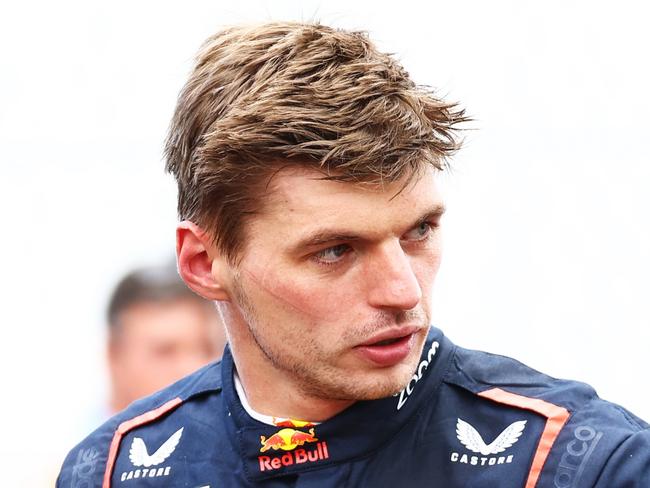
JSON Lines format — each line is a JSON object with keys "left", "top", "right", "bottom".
{"left": 245, "top": 263, "right": 354, "bottom": 321}
{"left": 413, "top": 251, "right": 442, "bottom": 291}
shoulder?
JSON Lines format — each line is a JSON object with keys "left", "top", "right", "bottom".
{"left": 444, "top": 344, "right": 650, "bottom": 486}
{"left": 56, "top": 360, "right": 223, "bottom": 488}
{"left": 446, "top": 346, "right": 597, "bottom": 409}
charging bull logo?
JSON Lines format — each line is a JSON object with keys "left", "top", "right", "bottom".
{"left": 260, "top": 427, "right": 318, "bottom": 452}
{"left": 258, "top": 420, "right": 329, "bottom": 472}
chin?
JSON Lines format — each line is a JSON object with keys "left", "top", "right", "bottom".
{"left": 330, "top": 362, "right": 418, "bottom": 402}
{"left": 350, "top": 340, "right": 428, "bottom": 400}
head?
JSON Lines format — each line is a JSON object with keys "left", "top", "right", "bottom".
{"left": 167, "top": 22, "right": 465, "bottom": 407}
{"left": 107, "top": 263, "right": 227, "bottom": 412}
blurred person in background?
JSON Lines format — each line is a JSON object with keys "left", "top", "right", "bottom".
{"left": 44, "top": 263, "right": 228, "bottom": 487}
{"left": 106, "top": 262, "right": 227, "bottom": 412}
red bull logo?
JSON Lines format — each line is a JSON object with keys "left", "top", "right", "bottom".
{"left": 258, "top": 421, "right": 329, "bottom": 472}
{"left": 258, "top": 441, "right": 330, "bottom": 472}
{"left": 260, "top": 427, "right": 318, "bottom": 452}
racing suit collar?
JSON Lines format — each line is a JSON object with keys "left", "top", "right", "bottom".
{"left": 221, "top": 326, "right": 454, "bottom": 482}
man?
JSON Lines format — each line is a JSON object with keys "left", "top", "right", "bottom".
{"left": 106, "top": 263, "right": 227, "bottom": 413}
{"left": 57, "top": 22, "right": 649, "bottom": 487}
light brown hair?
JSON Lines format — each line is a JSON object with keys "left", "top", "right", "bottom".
{"left": 165, "top": 21, "right": 466, "bottom": 263}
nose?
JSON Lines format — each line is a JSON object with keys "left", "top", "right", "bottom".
{"left": 365, "top": 241, "right": 422, "bottom": 311}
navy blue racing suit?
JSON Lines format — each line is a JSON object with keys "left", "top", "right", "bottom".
{"left": 57, "top": 327, "right": 650, "bottom": 487}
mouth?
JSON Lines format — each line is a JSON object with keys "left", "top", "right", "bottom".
{"left": 358, "top": 325, "right": 421, "bottom": 346}
{"left": 353, "top": 326, "right": 422, "bottom": 367}
{"left": 372, "top": 337, "right": 405, "bottom": 346}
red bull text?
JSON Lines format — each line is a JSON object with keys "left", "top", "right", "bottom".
{"left": 259, "top": 441, "right": 330, "bottom": 472}
{"left": 258, "top": 426, "right": 329, "bottom": 472}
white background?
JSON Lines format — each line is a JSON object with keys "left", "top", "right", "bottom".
{"left": 1, "top": 0, "right": 648, "bottom": 485}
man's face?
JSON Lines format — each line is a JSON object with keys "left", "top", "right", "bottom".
{"left": 221, "top": 166, "right": 444, "bottom": 402}
{"left": 108, "top": 299, "right": 226, "bottom": 412}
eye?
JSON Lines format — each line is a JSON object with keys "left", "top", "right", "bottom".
{"left": 313, "top": 244, "right": 351, "bottom": 265}
{"left": 403, "top": 221, "right": 436, "bottom": 241}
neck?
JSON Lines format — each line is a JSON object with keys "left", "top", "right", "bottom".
{"left": 218, "top": 302, "right": 354, "bottom": 422}
{"left": 233, "top": 349, "right": 354, "bottom": 423}
{"left": 219, "top": 302, "right": 355, "bottom": 421}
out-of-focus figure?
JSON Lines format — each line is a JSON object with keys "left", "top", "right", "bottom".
{"left": 106, "top": 263, "right": 226, "bottom": 412}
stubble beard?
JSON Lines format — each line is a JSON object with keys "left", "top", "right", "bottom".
{"left": 231, "top": 278, "right": 431, "bottom": 402}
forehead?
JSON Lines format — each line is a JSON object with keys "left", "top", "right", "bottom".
{"left": 247, "top": 166, "right": 442, "bottom": 243}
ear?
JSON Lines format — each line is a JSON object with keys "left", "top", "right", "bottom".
{"left": 176, "top": 220, "right": 230, "bottom": 301}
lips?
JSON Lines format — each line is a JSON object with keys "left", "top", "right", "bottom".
{"left": 357, "top": 326, "right": 420, "bottom": 347}
{"left": 354, "top": 326, "right": 421, "bottom": 367}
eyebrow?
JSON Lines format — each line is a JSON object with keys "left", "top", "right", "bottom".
{"left": 292, "top": 204, "right": 446, "bottom": 251}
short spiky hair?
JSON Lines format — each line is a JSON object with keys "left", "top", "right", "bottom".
{"left": 165, "top": 21, "right": 466, "bottom": 263}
